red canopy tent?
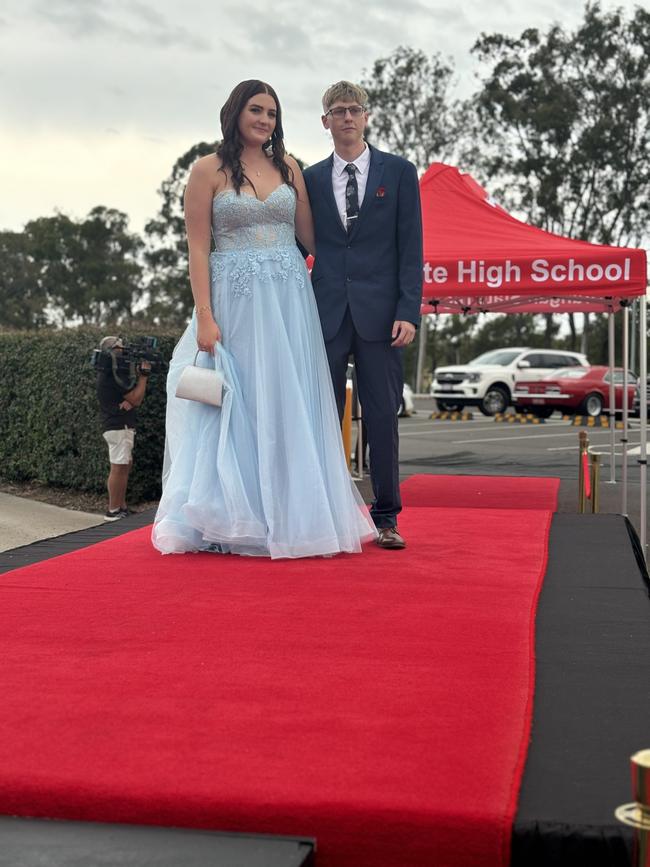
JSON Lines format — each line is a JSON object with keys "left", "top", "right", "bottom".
{"left": 417, "top": 162, "right": 649, "bottom": 553}
{"left": 418, "top": 163, "right": 647, "bottom": 314}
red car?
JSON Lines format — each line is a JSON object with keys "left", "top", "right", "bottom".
{"left": 513, "top": 366, "right": 637, "bottom": 418}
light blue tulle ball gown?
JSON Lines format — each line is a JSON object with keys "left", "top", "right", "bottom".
{"left": 151, "top": 183, "right": 377, "bottom": 559}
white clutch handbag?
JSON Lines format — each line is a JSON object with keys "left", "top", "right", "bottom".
{"left": 175, "top": 350, "right": 224, "bottom": 407}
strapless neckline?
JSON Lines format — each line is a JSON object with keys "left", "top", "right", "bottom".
{"left": 213, "top": 183, "right": 290, "bottom": 205}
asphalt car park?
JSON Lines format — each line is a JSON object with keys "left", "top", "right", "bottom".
{"left": 399, "top": 397, "right": 644, "bottom": 470}
{"left": 392, "top": 397, "right": 647, "bottom": 528}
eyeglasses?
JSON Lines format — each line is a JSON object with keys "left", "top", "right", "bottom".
{"left": 324, "top": 106, "right": 366, "bottom": 119}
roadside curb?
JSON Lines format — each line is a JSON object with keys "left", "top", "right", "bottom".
{"left": 493, "top": 413, "right": 546, "bottom": 424}
{"left": 429, "top": 411, "right": 474, "bottom": 422}
{"left": 568, "top": 414, "right": 624, "bottom": 429}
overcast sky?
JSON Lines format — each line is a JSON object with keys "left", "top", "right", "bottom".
{"left": 0, "top": 0, "right": 642, "bottom": 235}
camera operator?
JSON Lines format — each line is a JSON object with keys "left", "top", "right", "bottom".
{"left": 96, "top": 336, "right": 151, "bottom": 521}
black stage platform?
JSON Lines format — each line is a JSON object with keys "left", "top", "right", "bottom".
{"left": 1, "top": 512, "right": 648, "bottom": 866}
{"left": 512, "top": 514, "right": 650, "bottom": 867}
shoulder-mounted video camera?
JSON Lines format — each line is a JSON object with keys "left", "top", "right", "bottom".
{"left": 91, "top": 336, "right": 167, "bottom": 391}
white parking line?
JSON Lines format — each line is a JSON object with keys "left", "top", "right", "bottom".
{"left": 399, "top": 424, "right": 509, "bottom": 437}
{"left": 400, "top": 418, "right": 570, "bottom": 435}
{"left": 404, "top": 418, "right": 645, "bottom": 445}
{"left": 399, "top": 428, "right": 446, "bottom": 437}
{"left": 547, "top": 445, "right": 637, "bottom": 453}
{"left": 452, "top": 430, "right": 612, "bottom": 444}
{"left": 546, "top": 446, "right": 633, "bottom": 457}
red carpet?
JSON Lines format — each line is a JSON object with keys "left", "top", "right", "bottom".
{"left": 0, "top": 475, "right": 554, "bottom": 866}
{"left": 400, "top": 473, "right": 560, "bottom": 511}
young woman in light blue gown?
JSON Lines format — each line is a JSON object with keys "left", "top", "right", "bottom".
{"left": 151, "top": 80, "right": 377, "bottom": 559}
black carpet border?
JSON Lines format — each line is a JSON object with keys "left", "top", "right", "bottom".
{"left": 0, "top": 509, "right": 156, "bottom": 574}
{"left": 624, "top": 516, "right": 650, "bottom": 592}
{"left": 511, "top": 513, "right": 650, "bottom": 867}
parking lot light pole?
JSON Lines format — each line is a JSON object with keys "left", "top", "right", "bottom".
{"left": 415, "top": 315, "right": 428, "bottom": 395}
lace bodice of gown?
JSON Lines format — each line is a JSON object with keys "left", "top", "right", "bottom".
{"left": 212, "top": 184, "right": 296, "bottom": 252}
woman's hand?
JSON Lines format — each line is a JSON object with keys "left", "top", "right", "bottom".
{"left": 197, "top": 316, "right": 222, "bottom": 354}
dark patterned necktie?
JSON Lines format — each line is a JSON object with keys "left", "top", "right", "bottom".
{"left": 344, "top": 163, "right": 359, "bottom": 234}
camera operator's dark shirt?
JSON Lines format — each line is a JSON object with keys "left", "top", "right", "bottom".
{"left": 96, "top": 372, "right": 137, "bottom": 431}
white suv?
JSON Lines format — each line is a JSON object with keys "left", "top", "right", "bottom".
{"left": 431, "top": 348, "right": 589, "bottom": 416}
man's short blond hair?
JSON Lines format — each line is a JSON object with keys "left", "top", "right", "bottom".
{"left": 322, "top": 81, "right": 368, "bottom": 113}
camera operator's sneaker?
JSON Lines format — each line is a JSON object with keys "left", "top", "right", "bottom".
{"left": 104, "top": 508, "right": 125, "bottom": 522}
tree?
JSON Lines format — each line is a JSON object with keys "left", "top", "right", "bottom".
{"left": 143, "top": 141, "right": 218, "bottom": 325}
{"left": 0, "top": 231, "right": 48, "bottom": 329}
{"left": 470, "top": 314, "right": 554, "bottom": 356}
{"left": 469, "top": 3, "right": 650, "bottom": 353}
{"left": 26, "top": 207, "right": 143, "bottom": 326}
{"left": 360, "top": 46, "right": 463, "bottom": 172}
{"left": 471, "top": 2, "right": 650, "bottom": 247}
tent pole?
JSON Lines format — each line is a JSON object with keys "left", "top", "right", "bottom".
{"left": 607, "top": 311, "right": 616, "bottom": 484}
{"left": 415, "top": 314, "right": 428, "bottom": 394}
{"left": 630, "top": 299, "right": 637, "bottom": 378}
{"left": 621, "top": 305, "right": 629, "bottom": 516}
{"left": 639, "top": 296, "right": 647, "bottom": 559}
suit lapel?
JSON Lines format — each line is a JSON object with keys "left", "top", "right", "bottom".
{"left": 319, "top": 157, "right": 346, "bottom": 235}
{"left": 348, "top": 146, "right": 385, "bottom": 241}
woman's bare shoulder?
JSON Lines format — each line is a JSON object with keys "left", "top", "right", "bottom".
{"left": 284, "top": 153, "right": 302, "bottom": 172}
{"left": 194, "top": 152, "right": 222, "bottom": 170}
{"left": 191, "top": 153, "right": 226, "bottom": 192}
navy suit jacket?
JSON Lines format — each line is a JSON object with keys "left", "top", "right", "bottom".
{"left": 303, "top": 145, "right": 423, "bottom": 342}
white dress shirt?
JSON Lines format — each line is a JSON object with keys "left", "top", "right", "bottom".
{"left": 331, "top": 144, "right": 371, "bottom": 230}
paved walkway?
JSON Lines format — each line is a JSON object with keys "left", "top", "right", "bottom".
{"left": 0, "top": 493, "right": 103, "bottom": 553}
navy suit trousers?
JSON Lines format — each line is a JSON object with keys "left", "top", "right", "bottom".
{"left": 326, "top": 307, "right": 403, "bottom": 529}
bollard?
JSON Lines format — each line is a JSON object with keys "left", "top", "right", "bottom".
{"left": 590, "top": 453, "right": 601, "bottom": 514}
{"left": 348, "top": 367, "right": 364, "bottom": 482}
{"left": 354, "top": 395, "right": 364, "bottom": 482}
{"left": 578, "top": 431, "right": 590, "bottom": 513}
{"left": 615, "top": 749, "right": 650, "bottom": 866}
{"left": 342, "top": 386, "right": 352, "bottom": 470}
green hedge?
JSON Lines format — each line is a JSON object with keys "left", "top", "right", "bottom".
{"left": 0, "top": 328, "right": 181, "bottom": 501}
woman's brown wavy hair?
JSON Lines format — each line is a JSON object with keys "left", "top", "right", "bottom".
{"left": 217, "top": 80, "right": 295, "bottom": 196}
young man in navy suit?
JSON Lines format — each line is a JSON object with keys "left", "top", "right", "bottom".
{"left": 303, "top": 81, "right": 423, "bottom": 549}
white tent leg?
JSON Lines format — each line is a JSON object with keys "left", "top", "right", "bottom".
{"left": 607, "top": 311, "right": 616, "bottom": 484}
{"left": 630, "top": 299, "right": 637, "bottom": 378}
{"left": 639, "top": 297, "right": 647, "bottom": 558}
{"left": 621, "top": 305, "right": 629, "bottom": 516}
{"left": 415, "top": 314, "right": 428, "bottom": 394}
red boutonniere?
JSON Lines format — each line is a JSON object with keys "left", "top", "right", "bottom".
{"left": 376, "top": 187, "right": 386, "bottom": 198}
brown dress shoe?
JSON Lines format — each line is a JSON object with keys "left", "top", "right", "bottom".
{"left": 375, "top": 527, "right": 406, "bottom": 549}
